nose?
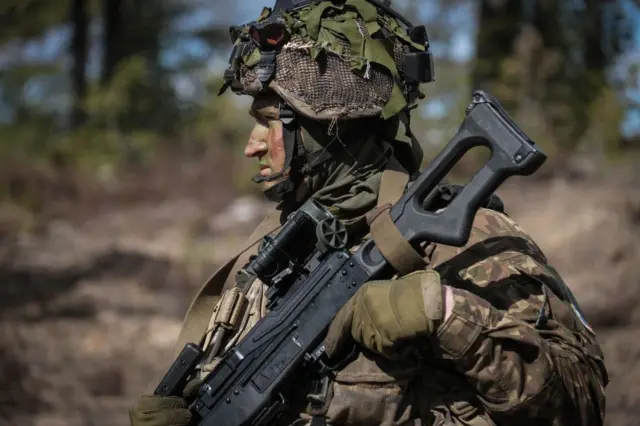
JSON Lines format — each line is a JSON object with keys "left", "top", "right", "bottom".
{"left": 244, "top": 139, "right": 268, "bottom": 158}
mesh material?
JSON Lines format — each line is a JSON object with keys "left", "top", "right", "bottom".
{"left": 240, "top": 64, "right": 258, "bottom": 89}
{"left": 239, "top": 45, "right": 259, "bottom": 89}
{"left": 378, "top": 17, "right": 409, "bottom": 77}
{"left": 237, "top": 17, "right": 410, "bottom": 118}
{"left": 392, "top": 38, "right": 409, "bottom": 76}
{"left": 272, "top": 34, "right": 394, "bottom": 115}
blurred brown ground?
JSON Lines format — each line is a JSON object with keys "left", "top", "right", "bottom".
{"left": 0, "top": 156, "right": 639, "bottom": 426}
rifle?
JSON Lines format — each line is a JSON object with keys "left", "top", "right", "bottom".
{"left": 154, "top": 91, "right": 547, "bottom": 426}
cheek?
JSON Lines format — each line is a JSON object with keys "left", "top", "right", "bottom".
{"left": 267, "top": 121, "right": 286, "bottom": 168}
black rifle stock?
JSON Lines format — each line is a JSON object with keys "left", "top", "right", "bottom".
{"left": 154, "top": 91, "right": 546, "bottom": 426}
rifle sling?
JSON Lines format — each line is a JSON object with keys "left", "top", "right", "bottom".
{"left": 369, "top": 156, "right": 425, "bottom": 276}
{"left": 171, "top": 207, "right": 283, "bottom": 359}
{"left": 368, "top": 204, "right": 426, "bottom": 276}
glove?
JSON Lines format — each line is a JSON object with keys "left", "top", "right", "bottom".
{"left": 129, "top": 395, "right": 192, "bottom": 426}
{"left": 324, "top": 269, "right": 444, "bottom": 360}
{"left": 129, "top": 379, "right": 202, "bottom": 426}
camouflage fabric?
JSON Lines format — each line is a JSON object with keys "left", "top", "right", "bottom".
{"left": 230, "top": 0, "right": 424, "bottom": 120}
{"left": 426, "top": 208, "right": 608, "bottom": 425}
{"left": 199, "top": 208, "right": 608, "bottom": 426}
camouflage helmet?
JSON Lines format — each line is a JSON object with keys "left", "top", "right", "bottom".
{"left": 219, "top": 0, "right": 435, "bottom": 122}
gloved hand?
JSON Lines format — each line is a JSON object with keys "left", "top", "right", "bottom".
{"left": 324, "top": 269, "right": 444, "bottom": 360}
{"left": 129, "top": 379, "right": 202, "bottom": 426}
{"left": 129, "top": 395, "right": 192, "bottom": 426}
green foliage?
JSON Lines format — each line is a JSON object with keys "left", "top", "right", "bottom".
{"left": 0, "top": 75, "right": 253, "bottom": 175}
{"left": 470, "top": 0, "right": 638, "bottom": 172}
{"left": 0, "top": 0, "right": 71, "bottom": 43}
{"left": 0, "top": 0, "right": 251, "bottom": 201}
{"left": 85, "top": 57, "right": 149, "bottom": 125}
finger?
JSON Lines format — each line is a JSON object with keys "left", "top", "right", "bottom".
{"left": 183, "top": 377, "right": 204, "bottom": 401}
{"left": 323, "top": 296, "right": 356, "bottom": 359}
{"left": 130, "top": 396, "right": 191, "bottom": 426}
{"left": 136, "top": 409, "right": 192, "bottom": 426}
{"left": 137, "top": 395, "right": 187, "bottom": 411}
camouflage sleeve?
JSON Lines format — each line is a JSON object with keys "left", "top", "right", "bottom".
{"left": 435, "top": 285, "right": 558, "bottom": 416}
{"left": 428, "top": 208, "right": 607, "bottom": 424}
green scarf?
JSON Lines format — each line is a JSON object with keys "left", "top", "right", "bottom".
{"left": 294, "top": 116, "right": 395, "bottom": 237}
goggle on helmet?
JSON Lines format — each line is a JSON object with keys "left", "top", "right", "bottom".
{"left": 219, "top": 0, "right": 435, "bottom": 121}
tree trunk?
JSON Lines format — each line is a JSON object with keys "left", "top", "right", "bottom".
{"left": 584, "top": 0, "right": 606, "bottom": 85}
{"left": 70, "top": 0, "right": 87, "bottom": 129}
{"left": 471, "top": 0, "right": 523, "bottom": 99}
{"left": 102, "top": 0, "right": 123, "bottom": 84}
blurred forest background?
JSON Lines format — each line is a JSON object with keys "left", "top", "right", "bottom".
{"left": 1, "top": 1, "right": 640, "bottom": 426}
{"left": 0, "top": 0, "right": 638, "bottom": 218}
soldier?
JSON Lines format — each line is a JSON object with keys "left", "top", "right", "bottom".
{"left": 130, "top": 1, "right": 608, "bottom": 426}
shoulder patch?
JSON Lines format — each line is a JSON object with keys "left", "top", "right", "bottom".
{"left": 458, "top": 251, "right": 542, "bottom": 287}
{"left": 431, "top": 209, "right": 549, "bottom": 287}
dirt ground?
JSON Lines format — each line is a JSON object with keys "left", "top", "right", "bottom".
{"left": 0, "top": 161, "right": 638, "bottom": 426}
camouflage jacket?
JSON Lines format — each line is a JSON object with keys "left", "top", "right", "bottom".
{"left": 202, "top": 208, "right": 608, "bottom": 426}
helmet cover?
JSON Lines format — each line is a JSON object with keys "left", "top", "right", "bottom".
{"left": 223, "top": 0, "right": 429, "bottom": 121}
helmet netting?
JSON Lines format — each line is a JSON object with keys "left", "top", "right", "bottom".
{"left": 236, "top": 9, "right": 414, "bottom": 120}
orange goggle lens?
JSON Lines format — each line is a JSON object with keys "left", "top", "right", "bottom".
{"left": 249, "top": 23, "right": 286, "bottom": 48}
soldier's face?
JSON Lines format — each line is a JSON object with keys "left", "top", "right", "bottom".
{"left": 244, "top": 112, "right": 288, "bottom": 191}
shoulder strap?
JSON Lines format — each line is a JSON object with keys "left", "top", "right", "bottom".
{"left": 397, "top": 109, "right": 424, "bottom": 173}
{"left": 370, "top": 157, "right": 427, "bottom": 275}
{"left": 172, "top": 207, "right": 283, "bottom": 357}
